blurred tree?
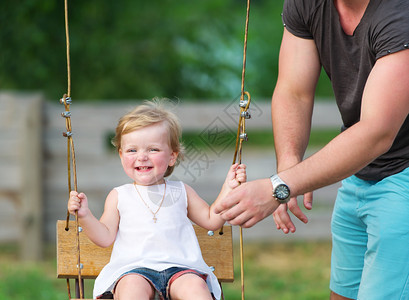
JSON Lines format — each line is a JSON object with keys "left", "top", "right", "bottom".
{"left": 0, "top": 0, "right": 333, "bottom": 101}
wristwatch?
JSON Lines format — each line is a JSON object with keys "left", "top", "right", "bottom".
{"left": 270, "top": 174, "right": 291, "bottom": 204}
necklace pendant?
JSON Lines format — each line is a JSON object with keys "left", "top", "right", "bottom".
{"left": 134, "top": 182, "right": 166, "bottom": 225}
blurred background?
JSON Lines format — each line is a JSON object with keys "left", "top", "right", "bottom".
{"left": 0, "top": 0, "right": 341, "bottom": 299}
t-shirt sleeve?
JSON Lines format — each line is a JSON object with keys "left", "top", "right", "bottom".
{"left": 371, "top": 1, "right": 409, "bottom": 60}
{"left": 282, "top": 0, "right": 314, "bottom": 39}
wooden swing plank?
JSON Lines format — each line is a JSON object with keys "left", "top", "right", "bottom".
{"left": 57, "top": 220, "right": 113, "bottom": 279}
{"left": 56, "top": 220, "right": 234, "bottom": 282}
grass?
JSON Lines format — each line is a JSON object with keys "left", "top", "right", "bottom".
{"left": 0, "top": 244, "right": 66, "bottom": 300}
{"left": 0, "top": 241, "right": 331, "bottom": 300}
{"left": 224, "top": 241, "right": 332, "bottom": 300}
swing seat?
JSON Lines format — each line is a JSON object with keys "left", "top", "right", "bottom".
{"left": 56, "top": 220, "right": 234, "bottom": 299}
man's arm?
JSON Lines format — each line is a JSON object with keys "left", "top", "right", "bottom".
{"left": 271, "top": 29, "right": 321, "bottom": 233}
{"left": 279, "top": 47, "right": 409, "bottom": 196}
{"left": 214, "top": 31, "right": 409, "bottom": 228}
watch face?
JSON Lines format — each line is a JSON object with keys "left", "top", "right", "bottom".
{"left": 275, "top": 184, "right": 290, "bottom": 200}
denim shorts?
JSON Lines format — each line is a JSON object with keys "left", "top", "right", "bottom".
{"left": 330, "top": 168, "right": 409, "bottom": 299}
{"left": 103, "top": 267, "right": 208, "bottom": 300}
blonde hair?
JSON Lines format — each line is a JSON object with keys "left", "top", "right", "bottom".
{"left": 112, "top": 99, "right": 184, "bottom": 177}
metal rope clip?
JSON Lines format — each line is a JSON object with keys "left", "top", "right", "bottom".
{"left": 59, "top": 96, "right": 72, "bottom": 105}
{"left": 241, "top": 111, "right": 251, "bottom": 119}
{"left": 62, "top": 131, "right": 73, "bottom": 137}
{"left": 61, "top": 111, "right": 71, "bottom": 118}
{"left": 239, "top": 91, "right": 251, "bottom": 109}
{"left": 239, "top": 133, "right": 248, "bottom": 141}
{"left": 239, "top": 100, "right": 248, "bottom": 108}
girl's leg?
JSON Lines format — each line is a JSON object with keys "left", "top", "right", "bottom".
{"left": 114, "top": 274, "right": 155, "bottom": 300}
{"left": 168, "top": 273, "right": 213, "bottom": 300}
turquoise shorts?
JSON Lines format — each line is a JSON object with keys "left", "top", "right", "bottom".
{"left": 330, "top": 167, "right": 409, "bottom": 300}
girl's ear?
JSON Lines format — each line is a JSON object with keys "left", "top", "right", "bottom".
{"left": 119, "top": 149, "right": 124, "bottom": 162}
{"left": 169, "top": 152, "right": 178, "bottom": 166}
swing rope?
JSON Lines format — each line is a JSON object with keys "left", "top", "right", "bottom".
{"left": 232, "top": 0, "right": 252, "bottom": 299}
{"left": 61, "top": 0, "right": 84, "bottom": 298}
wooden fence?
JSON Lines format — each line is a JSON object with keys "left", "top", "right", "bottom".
{"left": 0, "top": 91, "right": 341, "bottom": 260}
{"left": 0, "top": 92, "right": 43, "bottom": 260}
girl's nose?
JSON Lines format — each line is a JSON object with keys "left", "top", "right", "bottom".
{"left": 137, "top": 151, "right": 148, "bottom": 161}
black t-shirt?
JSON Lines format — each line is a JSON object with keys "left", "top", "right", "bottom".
{"left": 282, "top": 0, "right": 409, "bottom": 180}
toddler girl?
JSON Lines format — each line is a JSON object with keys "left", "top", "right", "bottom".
{"left": 68, "top": 100, "right": 246, "bottom": 300}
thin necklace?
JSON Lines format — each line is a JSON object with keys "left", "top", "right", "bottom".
{"left": 133, "top": 181, "right": 166, "bottom": 223}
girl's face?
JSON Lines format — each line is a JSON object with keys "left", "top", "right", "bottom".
{"left": 119, "top": 122, "right": 178, "bottom": 186}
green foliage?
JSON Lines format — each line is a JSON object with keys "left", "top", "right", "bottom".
{"left": 179, "top": 128, "right": 339, "bottom": 151}
{"left": 0, "top": 0, "right": 333, "bottom": 101}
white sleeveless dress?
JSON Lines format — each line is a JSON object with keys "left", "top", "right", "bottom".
{"left": 93, "top": 180, "right": 221, "bottom": 299}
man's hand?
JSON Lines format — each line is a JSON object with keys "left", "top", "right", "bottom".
{"left": 214, "top": 178, "right": 280, "bottom": 228}
{"left": 273, "top": 192, "right": 313, "bottom": 233}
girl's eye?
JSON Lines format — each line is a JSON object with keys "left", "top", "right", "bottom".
{"left": 150, "top": 148, "right": 159, "bottom": 152}
{"left": 127, "top": 149, "right": 137, "bottom": 153}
